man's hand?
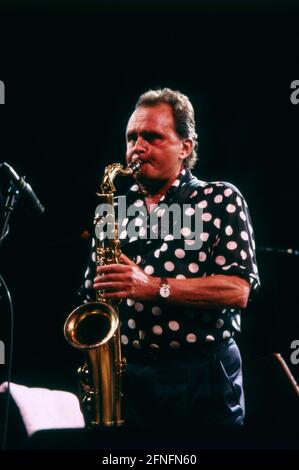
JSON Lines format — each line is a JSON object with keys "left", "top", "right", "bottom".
{"left": 93, "top": 253, "right": 159, "bottom": 301}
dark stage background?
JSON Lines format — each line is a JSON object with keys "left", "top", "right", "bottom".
{"left": 0, "top": 0, "right": 299, "bottom": 441}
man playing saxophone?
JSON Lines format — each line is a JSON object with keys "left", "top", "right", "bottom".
{"left": 79, "top": 88, "right": 260, "bottom": 430}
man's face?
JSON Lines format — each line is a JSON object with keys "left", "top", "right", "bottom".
{"left": 126, "top": 103, "right": 192, "bottom": 188}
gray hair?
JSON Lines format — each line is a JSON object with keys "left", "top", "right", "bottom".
{"left": 135, "top": 88, "right": 198, "bottom": 169}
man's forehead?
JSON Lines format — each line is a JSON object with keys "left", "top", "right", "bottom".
{"left": 127, "top": 103, "right": 174, "bottom": 130}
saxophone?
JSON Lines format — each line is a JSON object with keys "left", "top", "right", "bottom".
{"left": 64, "top": 160, "right": 140, "bottom": 428}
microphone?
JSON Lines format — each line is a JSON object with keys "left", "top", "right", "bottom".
{"left": 1, "top": 162, "right": 45, "bottom": 215}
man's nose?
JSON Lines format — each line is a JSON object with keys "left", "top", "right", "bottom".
{"left": 133, "top": 136, "right": 147, "bottom": 154}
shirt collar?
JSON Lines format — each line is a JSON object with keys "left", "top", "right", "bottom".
{"left": 127, "top": 167, "right": 194, "bottom": 204}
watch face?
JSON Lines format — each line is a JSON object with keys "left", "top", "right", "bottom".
{"left": 160, "top": 285, "right": 170, "bottom": 298}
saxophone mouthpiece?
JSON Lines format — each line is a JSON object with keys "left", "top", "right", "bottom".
{"left": 128, "top": 157, "right": 141, "bottom": 174}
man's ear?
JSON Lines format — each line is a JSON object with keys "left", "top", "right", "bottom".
{"left": 179, "top": 138, "right": 193, "bottom": 161}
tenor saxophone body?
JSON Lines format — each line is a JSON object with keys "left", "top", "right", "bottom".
{"left": 64, "top": 161, "right": 140, "bottom": 428}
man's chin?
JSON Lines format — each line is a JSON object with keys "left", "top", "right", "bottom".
{"left": 135, "top": 173, "right": 166, "bottom": 194}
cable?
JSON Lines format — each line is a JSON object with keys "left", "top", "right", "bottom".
{"left": 0, "top": 273, "right": 14, "bottom": 450}
{"left": 257, "top": 246, "right": 299, "bottom": 256}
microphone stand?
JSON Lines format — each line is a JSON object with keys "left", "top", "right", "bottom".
{"left": 0, "top": 183, "right": 19, "bottom": 449}
{"left": 0, "top": 183, "right": 20, "bottom": 248}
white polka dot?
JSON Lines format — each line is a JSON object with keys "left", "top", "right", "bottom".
{"left": 92, "top": 238, "right": 95, "bottom": 247}
{"left": 226, "top": 204, "right": 236, "bottom": 213}
{"left": 128, "top": 319, "right": 136, "bottom": 329}
{"left": 130, "top": 184, "right": 139, "bottom": 192}
{"left": 84, "top": 280, "right": 92, "bottom": 289}
{"left": 186, "top": 333, "right": 197, "bottom": 343}
{"left": 204, "top": 187, "right": 213, "bottom": 195}
{"left": 170, "top": 341, "right": 181, "bottom": 349}
{"left": 157, "top": 208, "right": 166, "bottom": 218}
{"left": 198, "top": 200, "right": 208, "bottom": 209}
{"left": 189, "top": 190, "right": 197, "bottom": 198}
{"left": 92, "top": 252, "right": 96, "bottom": 262}
{"left": 129, "top": 236, "right": 138, "bottom": 243}
{"left": 223, "top": 330, "right": 231, "bottom": 339}
{"left": 199, "top": 251, "right": 207, "bottom": 262}
{"left": 240, "top": 250, "right": 247, "bottom": 260}
{"left": 84, "top": 267, "right": 90, "bottom": 278}
{"left": 224, "top": 188, "right": 233, "bottom": 197}
{"left": 154, "top": 249, "right": 160, "bottom": 258}
{"left": 172, "top": 179, "right": 180, "bottom": 187}
{"left": 150, "top": 224, "right": 158, "bottom": 234}
{"left": 188, "top": 263, "right": 199, "bottom": 273}
{"left": 136, "top": 255, "right": 142, "bottom": 264}
{"left": 160, "top": 243, "right": 168, "bottom": 252}
{"left": 181, "top": 169, "right": 186, "bottom": 175}
{"left": 134, "top": 199, "right": 144, "bottom": 207}
{"left": 236, "top": 196, "right": 242, "bottom": 206}
{"left": 139, "top": 227, "right": 146, "bottom": 237}
{"left": 164, "top": 234, "right": 174, "bottom": 241}
{"left": 225, "top": 225, "right": 233, "bottom": 236}
{"left": 127, "top": 298, "right": 135, "bottom": 306}
{"left": 134, "top": 217, "right": 143, "bottom": 227}
{"left": 181, "top": 227, "right": 191, "bottom": 237}
{"left": 241, "top": 231, "right": 249, "bottom": 241}
{"left": 205, "top": 335, "right": 215, "bottom": 342}
{"left": 222, "top": 265, "right": 232, "bottom": 271}
{"left": 152, "top": 325, "right": 163, "bottom": 335}
{"left": 176, "top": 274, "right": 186, "bottom": 279}
{"left": 185, "top": 239, "right": 195, "bottom": 246}
{"left": 139, "top": 330, "right": 145, "bottom": 340}
{"left": 239, "top": 211, "right": 247, "bottom": 221}
{"left": 252, "top": 239, "right": 256, "bottom": 249}
{"left": 249, "top": 248, "right": 254, "bottom": 258}
{"left": 144, "top": 265, "right": 154, "bottom": 275}
{"left": 168, "top": 321, "right": 180, "bottom": 331}
{"left": 215, "top": 319, "right": 224, "bottom": 328}
{"left": 119, "top": 230, "right": 127, "bottom": 239}
{"left": 122, "top": 218, "right": 129, "bottom": 227}
{"left": 215, "top": 255, "right": 226, "bottom": 266}
{"left": 121, "top": 335, "right": 128, "bottom": 345}
{"left": 152, "top": 306, "right": 162, "bottom": 316}
{"left": 213, "top": 218, "right": 221, "bottom": 229}
{"left": 227, "top": 241, "right": 237, "bottom": 250}
{"left": 164, "top": 261, "right": 175, "bottom": 272}
{"left": 185, "top": 207, "right": 195, "bottom": 216}
{"left": 135, "top": 302, "right": 144, "bottom": 312}
{"left": 214, "top": 195, "right": 223, "bottom": 203}
{"left": 202, "top": 212, "right": 212, "bottom": 222}
{"left": 175, "top": 248, "right": 185, "bottom": 259}
{"left": 253, "top": 263, "right": 258, "bottom": 274}
{"left": 149, "top": 343, "right": 160, "bottom": 349}
{"left": 200, "top": 232, "right": 209, "bottom": 242}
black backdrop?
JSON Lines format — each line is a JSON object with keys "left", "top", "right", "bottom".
{"left": 0, "top": 1, "right": 299, "bottom": 401}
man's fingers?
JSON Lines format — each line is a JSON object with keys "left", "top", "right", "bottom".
{"left": 93, "top": 281, "right": 125, "bottom": 291}
{"left": 96, "top": 264, "right": 128, "bottom": 274}
{"left": 94, "top": 273, "right": 129, "bottom": 283}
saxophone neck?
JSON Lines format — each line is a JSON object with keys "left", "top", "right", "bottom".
{"left": 97, "top": 161, "right": 141, "bottom": 195}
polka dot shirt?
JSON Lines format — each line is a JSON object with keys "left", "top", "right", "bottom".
{"left": 78, "top": 168, "right": 260, "bottom": 360}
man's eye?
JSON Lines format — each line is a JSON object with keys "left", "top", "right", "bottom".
{"left": 146, "top": 133, "right": 161, "bottom": 142}
{"left": 127, "top": 134, "right": 136, "bottom": 143}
